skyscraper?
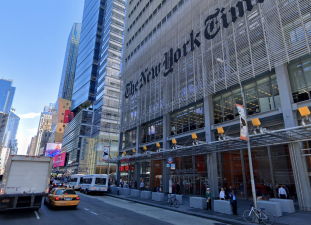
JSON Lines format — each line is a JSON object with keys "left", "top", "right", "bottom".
{"left": 58, "top": 22, "right": 82, "bottom": 101}
{"left": 3, "top": 109, "right": 20, "bottom": 154}
{"left": 64, "top": 0, "right": 125, "bottom": 174}
{"left": 34, "top": 104, "right": 53, "bottom": 156}
{"left": 0, "top": 78, "right": 15, "bottom": 114}
{"left": 71, "top": 0, "right": 104, "bottom": 111}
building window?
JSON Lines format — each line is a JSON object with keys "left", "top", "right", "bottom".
{"left": 213, "top": 73, "right": 280, "bottom": 124}
{"left": 124, "top": 129, "right": 136, "bottom": 149}
{"left": 62, "top": 113, "right": 64, "bottom": 116}
{"left": 288, "top": 55, "right": 311, "bottom": 103}
{"left": 61, "top": 120, "right": 63, "bottom": 123}
{"left": 170, "top": 102, "right": 204, "bottom": 135}
{"left": 59, "top": 128, "right": 62, "bottom": 131}
{"left": 141, "top": 118, "right": 163, "bottom": 143}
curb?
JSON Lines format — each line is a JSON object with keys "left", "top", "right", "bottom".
{"left": 106, "top": 193, "right": 250, "bottom": 225}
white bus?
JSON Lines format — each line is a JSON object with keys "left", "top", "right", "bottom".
{"left": 80, "top": 174, "right": 108, "bottom": 195}
{"left": 68, "top": 174, "right": 84, "bottom": 190}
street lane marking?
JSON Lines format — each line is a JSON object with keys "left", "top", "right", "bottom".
{"left": 34, "top": 211, "right": 40, "bottom": 219}
{"left": 91, "top": 211, "right": 98, "bottom": 215}
{"left": 84, "top": 208, "right": 89, "bottom": 211}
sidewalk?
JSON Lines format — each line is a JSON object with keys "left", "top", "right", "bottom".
{"left": 106, "top": 191, "right": 311, "bottom": 225}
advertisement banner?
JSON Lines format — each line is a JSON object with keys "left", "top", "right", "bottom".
{"left": 124, "top": 165, "right": 129, "bottom": 171}
{"left": 63, "top": 110, "right": 71, "bottom": 123}
{"left": 129, "top": 165, "right": 135, "bottom": 170}
{"left": 236, "top": 104, "right": 247, "bottom": 141}
{"left": 53, "top": 152, "right": 66, "bottom": 168}
{"left": 102, "top": 146, "right": 109, "bottom": 161}
{"left": 45, "top": 143, "right": 62, "bottom": 157}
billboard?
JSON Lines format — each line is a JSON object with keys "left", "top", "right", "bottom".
{"left": 53, "top": 152, "right": 66, "bottom": 167}
{"left": 63, "top": 110, "right": 71, "bottom": 123}
{"left": 45, "top": 143, "right": 62, "bottom": 157}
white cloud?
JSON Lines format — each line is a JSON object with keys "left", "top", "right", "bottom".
{"left": 18, "top": 112, "right": 41, "bottom": 119}
{"left": 26, "top": 128, "right": 37, "bottom": 134}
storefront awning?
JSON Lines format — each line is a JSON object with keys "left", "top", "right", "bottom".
{"left": 110, "top": 125, "right": 311, "bottom": 164}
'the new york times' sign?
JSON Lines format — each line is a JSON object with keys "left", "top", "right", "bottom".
{"left": 124, "top": 0, "right": 264, "bottom": 99}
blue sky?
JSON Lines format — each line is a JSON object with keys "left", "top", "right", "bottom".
{"left": 0, "top": 0, "right": 84, "bottom": 154}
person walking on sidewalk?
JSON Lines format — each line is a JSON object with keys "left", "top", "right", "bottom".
{"left": 206, "top": 188, "right": 212, "bottom": 210}
{"left": 176, "top": 182, "right": 180, "bottom": 195}
{"left": 278, "top": 185, "right": 287, "bottom": 199}
{"left": 134, "top": 180, "right": 137, "bottom": 189}
{"left": 140, "top": 179, "right": 144, "bottom": 191}
{"left": 229, "top": 190, "right": 238, "bottom": 215}
{"left": 219, "top": 188, "right": 225, "bottom": 200}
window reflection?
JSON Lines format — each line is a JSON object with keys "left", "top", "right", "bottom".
{"left": 141, "top": 117, "right": 163, "bottom": 143}
{"left": 170, "top": 102, "right": 204, "bottom": 135}
{"left": 123, "top": 129, "right": 136, "bottom": 149}
{"left": 213, "top": 73, "right": 279, "bottom": 124}
{"left": 289, "top": 56, "right": 311, "bottom": 103}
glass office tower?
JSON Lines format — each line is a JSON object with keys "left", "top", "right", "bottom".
{"left": 92, "top": 0, "right": 125, "bottom": 136}
{"left": 71, "top": 0, "right": 104, "bottom": 111}
{"left": 58, "top": 22, "right": 82, "bottom": 101}
{"left": 3, "top": 110, "right": 20, "bottom": 154}
{"left": 0, "top": 78, "right": 15, "bottom": 114}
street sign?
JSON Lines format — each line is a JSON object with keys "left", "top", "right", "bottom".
{"left": 168, "top": 158, "right": 173, "bottom": 164}
{"left": 167, "top": 164, "right": 170, "bottom": 168}
{"left": 171, "top": 164, "right": 175, "bottom": 170}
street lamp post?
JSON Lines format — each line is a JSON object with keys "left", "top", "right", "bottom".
{"left": 217, "top": 58, "right": 258, "bottom": 209}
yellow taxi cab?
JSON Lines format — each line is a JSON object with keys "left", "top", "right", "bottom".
{"left": 44, "top": 187, "right": 80, "bottom": 209}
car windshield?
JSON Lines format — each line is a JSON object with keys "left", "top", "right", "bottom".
{"left": 95, "top": 178, "right": 106, "bottom": 185}
{"left": 70, "top": 178, "right": 78, "bottom": 182}
{"left": 55, "top": 189, "right": 76, "bottom": 195}
{"left": 54, "top": 180, "right": 60, "bottom": 183}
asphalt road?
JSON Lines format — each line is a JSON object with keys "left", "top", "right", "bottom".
{"left": 0, "top": 193, "right": 227, "bottom": 225}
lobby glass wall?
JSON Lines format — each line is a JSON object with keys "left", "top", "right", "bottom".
{"left": 217, "top": 145, "right": 297, "bottom": 200}
{"left": 170, "top": 102, "right": 204, "bottom": 135}
{"left": 288, "top": 55, "right": 311, "bottom": 103}
{"left": 213, "top": 73, "right": 280, "bottom": 124}
{"left": 84, "top": 133, "right": 119, "bottom": 177}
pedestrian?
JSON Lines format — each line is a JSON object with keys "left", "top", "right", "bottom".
{"left": 156, "top": 185, "right": 160, "bottom": 192}
{"left": 120, "top": 180, "right": 124, "bottom": 188}
{"left": 229, "top": 190, "right": 238, "bottom": 215}
{"left": 219, "top": 188, "right": 225, "bottom": 200}
{"left": 206, "top": 188, "right": 212, "bottom": 210}
{"left": 239, "top": 183, "right": 244, "bottom": 197}
{"left": 256, "top": 187, "right": 263, "bottom": 201}
{"left": 140, "top": 179, "right": 144, "bottom": 191}
{"left": 129, "top": 181, "right": 132, "bottom": 189}
{"left": 278, "top": 185, "right": 287, "bottom": 199}
{"left": 134, "top": 180, "right": 137, "bottom": 189}
{"left": 176, "top": 182, "right": 180, "bottom": 195}
{"left": 285, "top": 181, "right": 290, "bottom": 199}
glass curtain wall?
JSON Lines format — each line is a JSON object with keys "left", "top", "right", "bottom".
{"left": 170, "top": 102, "right": 204, "bottom": 135}
{"left": 85, "top": 134, "right": 118, "bottom": 176}
{"left": 141, "top": 117, "right": 163, "bottom": 143}
{"left": 213, "top": 74, "right": 280, "bottom": 124}
{"left": 123, "top": 129, "right": 136, "bottom": 149}
{"left": 288, "top": 55, "right": 311, "bottom": 103}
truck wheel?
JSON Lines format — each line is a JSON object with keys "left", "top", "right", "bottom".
{"left": 85, "top": 189, "right": 88, "bottom": 195}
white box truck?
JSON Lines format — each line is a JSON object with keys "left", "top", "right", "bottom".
{"left": 0, "top": 155, "right": 53, "bottom": 211}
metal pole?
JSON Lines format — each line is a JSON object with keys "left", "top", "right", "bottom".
{"left": 107, "top": 133, "right": 111, "bottom": 177}
{"left": 240, "top": 85, "right": 258, "bottom": 209}
{"left": 217, "top": 58, "right": 257, "bottom": 209}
